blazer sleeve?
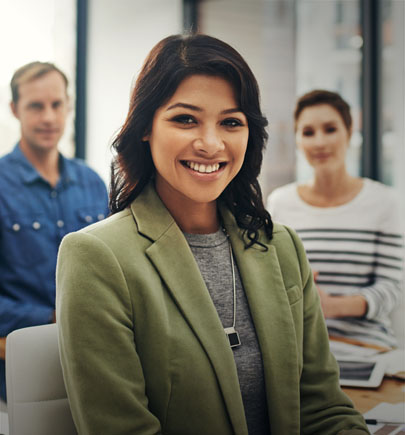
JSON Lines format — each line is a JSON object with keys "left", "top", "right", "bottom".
{"left": 284, "top": 227, "right": 369, "bottom": 435}
{"left": 56, "top": 231, "right": 162, "bottom": 435}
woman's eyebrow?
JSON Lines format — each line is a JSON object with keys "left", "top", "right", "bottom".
{"left": 221, "top": 108, "right": 243, "bottom": 115}
{"left": 166, "top": 102, "right": 202, "bottom": 111}
{"left": 166, "top": 102, "right": 243, "bottom": 115}
{"left": 301, "top": 120, "right": 337, "bottom": 129}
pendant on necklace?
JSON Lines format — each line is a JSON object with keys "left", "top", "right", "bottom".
{"left": 224, "top": 326, "right": 241, "bottom": 348}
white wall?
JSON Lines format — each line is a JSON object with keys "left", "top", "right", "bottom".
{"left": 0, "top": 0, "right": 76, "bottom": 158}
{"left": 86, "top": 0, "right": 182, "bottom": 184}
{"left": 199, "top": 0, "right": 297, "bottom": 200}
{"left": 387, "top": 0, "right": 405, "bottom": 349}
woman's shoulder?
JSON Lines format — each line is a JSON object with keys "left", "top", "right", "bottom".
{"left": 270, "top": 222, "right": 301, "bottom": 245}
{"left": 265, "top": 223, "right": 310, "bottom": 283}
{"left": 59, "top": 207, "right": 153, "bottom": 274}
{"left": 268, "top": 182, "right": 298, "bottom": 200}
{"left": 63, "top": 208, "right": 138, "bottom": 251}
{"left": 266, "top": 182, "right": 298, "bottom": 209}
{"left": 80, "top": 208, "right": 134, "bottom": 236}
{"left": 262, "top": 222, "right": 303, "bottom": 254}
{"left": 363, "top": 177, "right": 398, "bottom": 197}
{"left": 359, "top": 178, "right": 401, "bottom": 212}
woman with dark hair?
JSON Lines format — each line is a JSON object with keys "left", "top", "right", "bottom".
{"left": 268, "top": 89, "right": 403, "bottom": 350}
{"left": 57, "top": 37, "right": 368, "bottom": 434}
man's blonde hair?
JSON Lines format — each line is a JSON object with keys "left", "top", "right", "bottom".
{"left": 10, "top": 61, "right": 68, "bottom": 104}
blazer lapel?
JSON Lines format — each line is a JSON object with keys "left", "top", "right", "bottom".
{"left": 221, "top": 207, "right": 301, "bottom": 433}
{"left": 131, "top": 184, "right": 249, "bottom": 435}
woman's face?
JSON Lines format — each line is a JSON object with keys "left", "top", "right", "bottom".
{"left": 145, "top": 74, "right": 249, "bottom": 209}
{"left": 295, "top": 104, "right": 351, "bottom": 173}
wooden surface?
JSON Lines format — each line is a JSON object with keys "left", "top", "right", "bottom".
{"left": 343, "top": 377, "right": 405, "bottom": 414}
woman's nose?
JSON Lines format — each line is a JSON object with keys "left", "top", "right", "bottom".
{"left": 193, "top": 126, "right": 225, "bottom": 155}
{"left": 312, "top": 132, "right": 326, "bottom": 147}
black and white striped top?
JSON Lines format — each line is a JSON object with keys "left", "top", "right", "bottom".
{"left": 267, "top": 179, "right": 404, "bottom": 348}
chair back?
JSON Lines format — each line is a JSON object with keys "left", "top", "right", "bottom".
{"left": 6, "top": 323, "right": 77, "bottom": 435}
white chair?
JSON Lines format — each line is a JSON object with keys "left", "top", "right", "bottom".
{"left": 5, "top": 324, "right": 76, "bottom": 435}
{"left": 0, "top": 397, "right": 9, "bottom": 435}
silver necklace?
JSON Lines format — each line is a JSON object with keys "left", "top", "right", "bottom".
{"left": 222, "top": 228, "right": 241, "bottom": 348}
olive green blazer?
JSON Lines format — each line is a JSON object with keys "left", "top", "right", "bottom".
{"left": 56, "top": 183, "right": 369, "bottom": 435}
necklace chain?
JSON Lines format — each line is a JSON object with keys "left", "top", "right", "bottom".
{"left": 222, "top": 226, "right": 241, "bottom": 348}
{"left": 229, "top": 242, "right": 236, "bottom": 329}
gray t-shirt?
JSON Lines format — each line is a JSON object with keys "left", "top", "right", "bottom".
{"left": 184, "top": 229, "right": 270, "bottom": 435}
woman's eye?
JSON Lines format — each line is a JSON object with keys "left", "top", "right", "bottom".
{"left": 325, "top": 127, "right": 337, "bottom": 133}
{"left": 302, "top": 130, "right": 314, "bottom": 137}
{"left": 222, "top": 118, "right": 243, "bottom": 127}
{"left": 172, "top": 115, "right": 196, "bottom": 125}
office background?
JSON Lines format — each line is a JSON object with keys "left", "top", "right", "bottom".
{"left": 0, "top": 4, "right": 403, "bottom": 432}
{"left": 0, "top": 0, "right": 404, "bottom": 211}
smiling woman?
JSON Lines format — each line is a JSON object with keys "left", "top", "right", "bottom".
{"left": 108, "top": 34, "right": 271, "bottom": 247}
{"left": 267, "top": 89, "right": 403, "bottom": 350}
{"left": 145, "top": 74, "right": 249, "bottom": 234}
{"left": 56, "top": 36, "right": 369, "bottom": 435}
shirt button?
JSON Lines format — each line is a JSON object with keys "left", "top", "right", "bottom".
{"left": 12, "top": 223, "right": 21, "bottom": 232}
{"left": 50, "top": 191, "right": 57, "bottom": 198}
{"left": 57, "top": 220, "right": 64, "bottom": 228}
{"left": 85, "top": 215, "right": 93, "bottom": 223}
{"left": 97, "top": 214, "right": 105, "bottom": 220}
{"left": 32, "top": 221, "right": 41, "bottom": 230}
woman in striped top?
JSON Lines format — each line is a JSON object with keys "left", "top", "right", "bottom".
{"left": 267, "top": 90, "right": 403, "bottom": 349}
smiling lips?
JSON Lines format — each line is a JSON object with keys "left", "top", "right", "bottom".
{"left": 184, "top": 161, "right": 222, "bottom": 174}
{"left": 313, "top": 152, "right": 331, "bottom": 160}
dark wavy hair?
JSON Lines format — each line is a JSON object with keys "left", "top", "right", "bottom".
{"left": 294, "top": 89, "right": 352, "bottom": 132}
{"left": 110, "top": 34, "right": 273, "bottom": 247}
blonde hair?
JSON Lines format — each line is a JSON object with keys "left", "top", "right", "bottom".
{"left": 10, "top": 61, "right": 68, "bottom": 104}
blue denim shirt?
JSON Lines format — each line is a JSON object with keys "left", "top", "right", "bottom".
{"left": 0, "top": 144, "right": 109, "bottom": 399}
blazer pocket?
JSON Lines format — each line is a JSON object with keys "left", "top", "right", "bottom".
{"left": 286, "top": 285, "right": 302, "bottom": 306}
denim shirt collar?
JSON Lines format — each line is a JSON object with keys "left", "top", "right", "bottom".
{"left": 11, "top": 143, "right": 79, "bottom": 186}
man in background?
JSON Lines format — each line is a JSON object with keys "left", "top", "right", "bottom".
{"left": 0, "top": 62, "right": 109, "bottom": 400}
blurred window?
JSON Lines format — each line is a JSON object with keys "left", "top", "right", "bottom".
{"left": 295, "top": 0, "right": 362, "bottom": 182}
{"left": 199, "top": 0, "right": 297, "bottom": 200}
{"left": 381, "top": 0, "right": 404, "bottom": 191}
{"left": 0, "top": 0, "right": 76, "bottom": 158}
{"left": 198, "top": 0, "right": 365, "bottom": 196}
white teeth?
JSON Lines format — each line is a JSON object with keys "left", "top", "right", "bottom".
{"left": 185, "top": 161, "right": 220, "bottom": 173}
